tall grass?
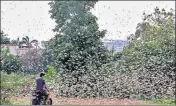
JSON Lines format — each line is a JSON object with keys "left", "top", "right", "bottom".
{"left": 1, "top": 71, "right": 36, "bottom": 104}
{"left": 1, "top": 69, "right": 58, "bottom": 105}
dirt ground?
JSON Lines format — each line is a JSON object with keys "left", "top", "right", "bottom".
{"left": 10, "top": 93, "right": 151, "bottom": 105}
{"left": 52, "top": 97, "right": 149, "bottom": 105}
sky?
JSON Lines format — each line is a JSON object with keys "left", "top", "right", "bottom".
{"left": 1, "top": 1, "right": 175, "bottom": 42}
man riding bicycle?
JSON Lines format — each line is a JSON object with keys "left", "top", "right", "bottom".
{"left": 36, "top": 72, "right": 50, "bottom": 104}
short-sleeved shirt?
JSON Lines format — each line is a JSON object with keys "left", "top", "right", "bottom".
{"left": 36, "top": 77, "right": 45, "bottom": 91}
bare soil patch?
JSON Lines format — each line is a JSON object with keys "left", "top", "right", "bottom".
{"left": 53, "top": 97, "right": 149, "bottom": 105}
{"left": 10, "top": 93, "right": 150, "bottom": 105}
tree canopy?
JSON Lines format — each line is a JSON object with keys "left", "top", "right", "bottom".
{"left": 1, "top": 30, "right": 10, "bottom": 44}
{"left": 49, "top": 1, "right": 109, "bottom": 75}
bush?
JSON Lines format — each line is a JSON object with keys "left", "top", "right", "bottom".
{"left": 140, "top": 97, "right": 176, "bottom": 105}
{"left": 1, "top": 47, "right": 22, "bottom": 74}
{"left": 55, "top": 7, "right": 175, "bottom": 100}
{"left": 44, "top": 66, "right": 60, "bottom": 94}
{"left": 1, "top": 71, "right": 36, "bottom": 105}
{"left": 111, "top": 7, "right": 175, "bottom": 99}
{"left": 1, "top": 71, "right": 24, "bottom": 104}
{"left": 20, "top": 49, "right": 43, "bottom": 74}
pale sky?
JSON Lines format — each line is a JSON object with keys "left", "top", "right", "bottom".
{"left": 1, "top": 1, "right": 175, "bottom": 42}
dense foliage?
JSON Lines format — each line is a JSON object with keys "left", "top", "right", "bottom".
{"left": 40, "top": 41, "right": 53, "bottom": 72}
{"left": 48, "top": 1, "right": 111, "bottom": 97}
{"left": 1, "top": 47, "right": 22, "bottom": 74}
{"left": 1, "top": 1, "right": 175, "bottom": 105}
{"left": 48, "top": 5, "right": 175, "bottom": 99}
{"left": 121, "top": 7, "right": 175, "bottom": 99}
{"left": 101, "top": 7, "right": 175, "bottom": 99}
{"left": 19, "top": 48, "right": 44, "bottom": 74}
{"left": 1, "top": 71, "right": 35, "bottom": 104}
{"left": 0, "top": 30, "right": 10, "bottom": 44}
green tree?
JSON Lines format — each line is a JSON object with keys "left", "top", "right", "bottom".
{"left": 11, "top": 37, "right": 23, "bottom": 46}
{"left": 40, "top": 40, "right": 53, "bottom": 72}
{"left": 0, "top": 30, "right": 10, "bottom": 44}
{"left": 49, "top": 1, "right": 109, "bottom": 74}
{"left": 20, "top": 48, "right": 43, "bottom": 74}
{"left": 117, "top": 7, "right": 175, "bottom": 99}
{"left": 113, "top": 51, "right": 122, "bottom": 61}
{"left": 48, "top": 1, "right": 110, "bottom": 97}
{"left": 1, "top": 47, "right": 22, "bottom": 74}
{"left": 21, "top": 36, "right": 38, "bottom": 47}
{"left": 110, "top": 45, "right": 115, "bottom": 54}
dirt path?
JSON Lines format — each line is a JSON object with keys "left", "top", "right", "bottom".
{"left": 10, "top": 93, "right": 150, "bottom": 105}
{"left": 9, "top": 87, "right": 150, "bottom": 105}
{"left": 51, "top": 92, "right": 150, "bottom": 105}
{"left": 52, "top": 97, "right": 149, "bottom": 105}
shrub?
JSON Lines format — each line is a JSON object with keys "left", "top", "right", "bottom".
{"left": 1, "top": 47, "right": 22, "bottom": 74}
{"left": 1, "top": 71, "right": 36, "bottom": 104}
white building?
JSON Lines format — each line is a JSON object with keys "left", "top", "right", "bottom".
{"left": 1, "top": 44, "right": 43, "bottom": 56}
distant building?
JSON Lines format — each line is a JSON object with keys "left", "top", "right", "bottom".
{"left": 103, "top": 40, "right": 127, "bottom": 53}
{"left": 1, "top": 40, "right": 127, "bottom": 56}
{"left": 1, "top": 44, "right": 18, "bottom": 55}
{"left": 1, "top": 44, "right": 43, "bottom": 56}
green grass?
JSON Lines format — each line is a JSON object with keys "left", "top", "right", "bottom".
{"left": 138, "top": 97, "right": 176, "bottom": 105}
{"left": 9, "top": 96, "right": 31, "bottom": 105}
{"left": 1, "top": 70, "right": 58, "bottom": 105}
{"left": 149, "top": 98, "right": 176, "bottom": 105}
{"left": 1, "top": 71, "right": 36, "bottom": 105}
{"left": 1, "top": 99, "right": 13, "bottom": 105}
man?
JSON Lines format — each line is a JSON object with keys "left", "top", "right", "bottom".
{"left": 36, "top": 72, "right": 50, "bottom": 104}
